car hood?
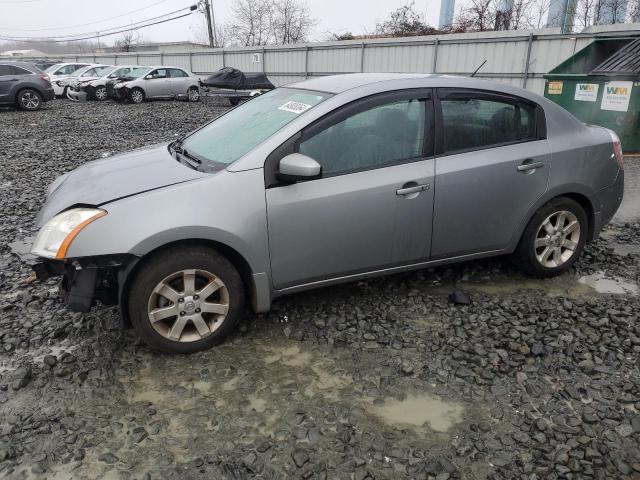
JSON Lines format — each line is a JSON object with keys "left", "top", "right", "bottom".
{"left": 36, "top": 143, "right": 206, "bottom": 227}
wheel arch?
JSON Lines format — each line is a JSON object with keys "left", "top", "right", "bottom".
{"left": 118, "top": 238, "right": 268, "bottom": 328}
{"left": 14, "top": 86, "right": 42, "bottom": 106}
{"left": 510, "top": 187, "right": 596, "bottom": 253}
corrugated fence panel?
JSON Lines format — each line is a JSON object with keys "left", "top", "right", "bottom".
{"left": 225, "top": 52, "right": 262, "bottom": 72}
{"left": 191, "top": 53, "right": 223, "bottom": 73}
{"left": 308, "top": 46, "right": 361, "bottom": 73}
{"left": 137, "top": 55, "right": 159, "bottom": 66}
{"left": 437, "top": 39, "right": 528, "bottom": 73}
{"left": 162, "top": 54, "right": 190, "bottom": 69}
{"left": 364, "top": 44, "right": 435, "bottom": 72}
{"left": 266, "top": 48, "right": 305, "bottom": 73}
{"left": 270, "top": 74, "right": 306, "bottom": 86}
{"left": 76, "top": 56, "right": 95, "bottom": 63}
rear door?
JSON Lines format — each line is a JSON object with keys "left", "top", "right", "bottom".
{"left": 266, "top": 89, "right": 435, "bottom": 289}
{"left": 168, "top": 68, "right": 190, "bottom": 96}
{"left": 431, "top": 88, "right": 551, "bottom": 258}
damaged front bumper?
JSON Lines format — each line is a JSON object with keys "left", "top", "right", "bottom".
{"left": 33, "top": 254, "right": 138, "bottom": 313}
{"left": 67, "top": 87, "right": 88, "bottom": 102}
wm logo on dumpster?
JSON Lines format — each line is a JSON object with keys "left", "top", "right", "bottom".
{"left": 606, "top": 86, "right": 629, "bottom": 95}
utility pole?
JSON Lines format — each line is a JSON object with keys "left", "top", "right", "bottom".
{"left": 203, "top": 0, "right": 215, "bottom": 47}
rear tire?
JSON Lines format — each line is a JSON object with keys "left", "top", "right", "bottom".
{"left": 128, "top": 246, "right": 245, "bottom": 353}
{"left": 187, "top": 87, "right": 200, "bottom": 102}
{"left": 16, "top": 89, "right": 42, "bottom": 111}
{"left": 514, "top": 196, "right": 587, "bottom": 278}
{"left": 129, "top": 87, "right": 145, "bottom": 104}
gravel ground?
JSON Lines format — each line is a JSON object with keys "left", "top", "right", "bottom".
{"left": 0, "top": 98, "right": 639, "bottom": 480}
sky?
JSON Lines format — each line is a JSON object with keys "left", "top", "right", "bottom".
{"left": 0, "top": 0, "right": 443, "bottom": 46}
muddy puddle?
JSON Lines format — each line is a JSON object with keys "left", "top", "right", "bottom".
{"left": 578, "top": 272, "right": 639, "bottom": 295}
{"left": 369, "top": 393, "right": 464, "bottom": 433}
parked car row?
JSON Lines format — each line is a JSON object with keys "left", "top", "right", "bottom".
{"left": 49, "top": 62, "right": 202, "bottom": 103}
{"left": 0, "top": 60, "right": 203, "bottom": 110}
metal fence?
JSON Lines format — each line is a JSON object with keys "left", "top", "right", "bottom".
{"left": 4, "top": 25, "right": 640, "bottom": 94}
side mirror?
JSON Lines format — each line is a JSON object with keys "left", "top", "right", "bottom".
{"left": 145, "top": 75, "right": 153, "bottom": 80}
{"left": 276, "top": 153, "right": 321, "bottom": 183}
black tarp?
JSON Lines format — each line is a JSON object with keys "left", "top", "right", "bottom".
{"left": 201, "top": 67, "right": 275, "bottom": 90}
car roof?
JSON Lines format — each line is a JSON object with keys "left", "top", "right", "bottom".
{"left": 0, "top": 60, "right": 39, "bottom": 69}
{"left": 288, "top": 73, "right": 434, "bottom": 93}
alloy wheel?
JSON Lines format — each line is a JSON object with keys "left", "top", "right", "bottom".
{"left": 534, "top": 210, "right": 581, "bottom": 268}
{"left": 21, "top": 91, "right": 40, "bottom": 109}
{"left": 131, "top": 90, "right": 144, "bottom": 103}
{"left": 188, "top": 88, "right": 200, "bottom": 101}
{"left": 147, "top": 269, "right": 230, "bottom": 343}
{"left": 95, "top": 87, "right": 107, "bottom": 100}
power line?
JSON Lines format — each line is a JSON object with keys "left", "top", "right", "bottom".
{"left": 0, "top": 9, "right": 197, "bottom": 43}
{"left": 0, "top": 5, "right": 198, "bottom": 41}
{"left": 0, "top": 0, "right": 175, "bottom": 32}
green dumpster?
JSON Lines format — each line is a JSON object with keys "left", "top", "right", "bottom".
{"left": 544, "top": 37, "right": 640, "bottom": 153}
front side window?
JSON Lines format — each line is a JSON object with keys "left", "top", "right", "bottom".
{"left": 149, "top": 69, "right": 168, "bottom": 79}
{"left": 298, "top": 97, "right": 426, "bottom": 176}
{"left": 182, "top": 88, "right": 330, "bottom": 168}
{"left": 441, "top": 95, "right": 537, "bottom": 153}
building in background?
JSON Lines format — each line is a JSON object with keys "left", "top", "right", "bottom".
{"left": 97, "top": 41, "right": 209, "bottom": 54}
{"left": 0, "top": 48, "right": 47, "bottom": 57}
{"left": 595, "top": 0, "right": 629, "bottom": 24}
{"left": 547, "top": 0, "right": 578, "bottom": 32}
{"left": 438, "top": 0, "right": 456, "bottom": 29}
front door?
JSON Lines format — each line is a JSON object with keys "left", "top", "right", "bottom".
{"left": 266, "top": 90, "right": 435, "bottom": 289}
{"left": 144, "top": 68, "right": 170, "bottom": 97}
{"left": 431, "top": 88, "right": 551, "bottom": 258}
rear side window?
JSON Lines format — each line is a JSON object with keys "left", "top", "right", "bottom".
{"left": 298, "top": 98, "right": 426, "bottom": 176}
{"left": 440, "top": 95, "right": 537, "bottom": 154}
{"left": 169, "top": 68, "right": 188, "bottom": 78}
{"left": 12, "top": 66, "right": 33, "bottom": 75}
{"left": 0, "top": 65, "right": 11, "bottom": 76}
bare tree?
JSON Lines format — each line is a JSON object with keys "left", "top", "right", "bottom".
{"left": 270, "top": 0, "right": 316, "bottom": 44}
{"left": 326, "top": 31, "right": 355, "bottom": 41}
{"left": 631, "top": 0, "right": 640, "bottom": 21}
{"left": 532, "top": 0, "right": 551, "bottom": 28}
{"left": 114, "top": 30, "right": 141, "bottom": 52}
{"left": 594, "top": 0, "right": 630, "bottom": 23}
{"left": 375, "top": 2, "right": 439, "bottom": 37}
{"left": 455, "top": 0, "right": 497, "bottom": 31}
{"left": 228, "top": 0, "right": 273, "bottom": 46}
{"left": 191, "top": 16, "right": 227, "bottom": 46}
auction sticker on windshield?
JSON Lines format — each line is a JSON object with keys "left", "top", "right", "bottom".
{"left": 278, "top": 101, "right": 312, "bottom": 114}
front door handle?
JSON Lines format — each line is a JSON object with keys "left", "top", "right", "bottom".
{"left": 517, "top": 160, "right": 544, "bottom": 172}
{"left": 396, "top": 184, "right": 430, "bottom": 196}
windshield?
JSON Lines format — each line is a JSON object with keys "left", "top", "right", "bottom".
{"left": 44, "top": 63, "right": 62, "bottom": 74}
{"left": 91, "top": 65, "right": 112, "bottom": 77}
{"left": 72, "top": 66, "right": 93, "bottom": 77}
{"left": 118, "top": 67, "right": 151, "bottom": 79}
{"left": 182, "top": 88, "right": 330, "bottom": 167}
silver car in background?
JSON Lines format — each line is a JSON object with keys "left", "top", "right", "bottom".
{"left": 110, "top": 65, "right": 201, "bottom": 103}
{"left": 31, "top": 74, "right": 624, "bottom": 353}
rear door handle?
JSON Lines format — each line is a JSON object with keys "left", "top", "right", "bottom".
{"left": 396, "top": 184, "right": 430, "bottom": 195}
{"left": 517, "top": 160, "right": 544, "bottom": 172}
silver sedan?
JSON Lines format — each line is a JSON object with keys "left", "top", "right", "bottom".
{"left": 31, "top": 74, "right": 624, "bottom": 353}
{"left": 110, "top": 65, "right": 201, "bottom": 103}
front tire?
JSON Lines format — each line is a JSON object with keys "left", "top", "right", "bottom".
{"left": 94, "top": 86, "right": 108, "bottom": 101}
{"left": 17, "top": 89, "right": 42, "bottom": 111}
{"left": 514, "top": 196, "right": 587, "bottom": 278}
{"left": 129, "top": 87, "right": 145, "bottom": 104}
{"left": 128, "top": 246, "right": 245, "bottom": 353}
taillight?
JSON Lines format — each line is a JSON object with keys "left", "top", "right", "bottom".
{"left": 40, "top": 74, "right": 50, "bottom": 82}
{"left": 607, "top": 129, "right": 624, "bottom": 170}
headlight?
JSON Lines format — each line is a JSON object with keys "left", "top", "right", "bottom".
{"left": 31, "top": 208, "right": 107, "bottom": 259}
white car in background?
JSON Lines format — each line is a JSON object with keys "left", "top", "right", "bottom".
{"left": 49, "top": 64, "right": 112, "bottom": 98}
{"left": 44, "top": 63, "right": 89, "bottom": 95}
{"left": 110, "top": 66, "right": 201, "bottom": 103}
